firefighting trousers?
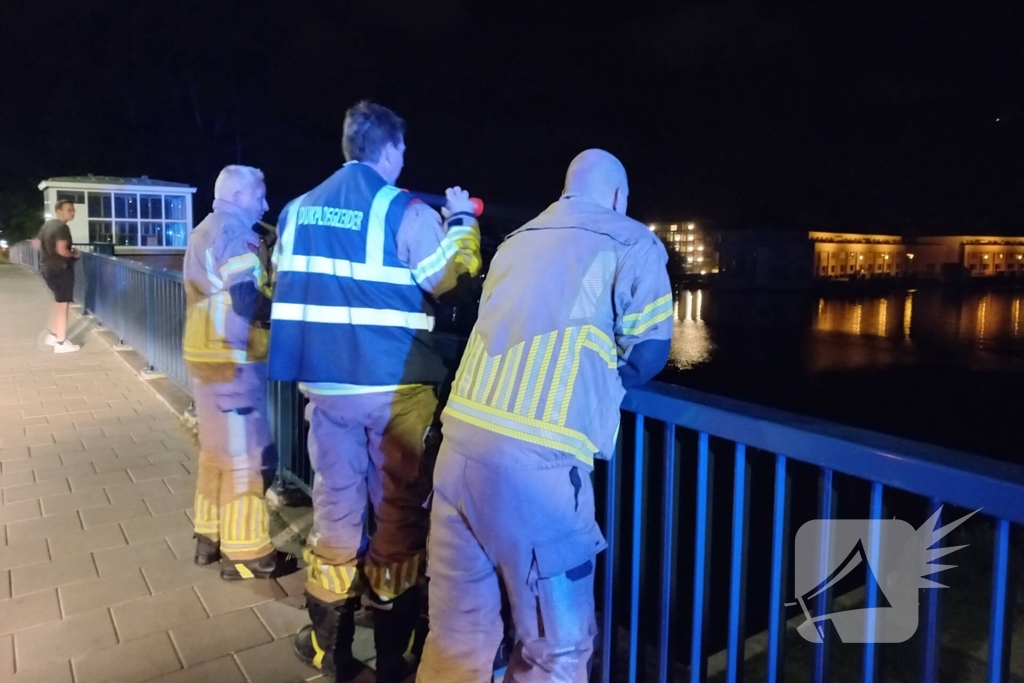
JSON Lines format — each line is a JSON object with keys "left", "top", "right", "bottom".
{"left": 418, "top": 447, "right": 607, "bottom": 683}
{"left": 302, "top": 386, "right": 436, "bottom": 605}
{"left": 191, "top": 363, "right": 277, "bottom": 561}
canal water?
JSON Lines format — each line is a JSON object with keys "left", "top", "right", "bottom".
{"left": 661, "top": 286, "right": 1024, "bottom": 463}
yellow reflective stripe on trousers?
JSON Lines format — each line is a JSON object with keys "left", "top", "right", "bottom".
{"left": 304, "top": 547, "right": 360, "bottom": 597}
{"left": 622, "top": 293, "right": 673, "bottom": 335}
{"left": 364, "top": 554, "right": 424, "bottom": 602}
{"left": 445, "top": 394, "right": 596, "bottom": 465}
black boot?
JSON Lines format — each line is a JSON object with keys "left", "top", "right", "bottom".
{"left": 220, "top": 550, "right": 297, "bottom": 580}
{"left": 372, "top": 587, "right": 421, "bottom": 683}
{"left": 194, "top": 534, "right": 220, "bottom": 565}
{"left": 294, "top": 595, "right": 373, "bottom": 683}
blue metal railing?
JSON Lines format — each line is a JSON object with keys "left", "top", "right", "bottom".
{"left": 8, "top": 239, "right": 1023, "bottom": 681}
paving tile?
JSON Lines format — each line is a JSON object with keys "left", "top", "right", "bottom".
{"left": 14, "top": 607, "right": 118, "bottom": 672}
{"left": 94, "top": 537, "right": 176, "bottom": 577}
{"left": 0, "top": 588, "right": 61, "bottom": 636}
{"left": 171, "top": 607, "right": 273, "bottom": 667}
{"left": 133, "top": 430, "right": 173, "bottom": 445}
{"left": 6, "top": 509, "right": 80, "bottom": 544}
{"left": 114, "top": 440, "right": 169, "bottom": 459}
{"left": 129, "top": 461, "right": 189, "bottom": 483}
{"left": 28, "top": 440, "right": 84, "bottom": 458}
{"left": 49, "top": 522, "right": 126, "bottom": 560}
{"left": 148, "top": 449, "right": 191, "bottom": 465}
{"left": 0, "top": 633, "right": 12, "bottom": 679}
{"left": 276, "top": 568, "right": 309, "bottom": 598}
{"left": 40, "top": 488, "right": 109, "bottom": 517}
{"left": 10, "top": 552, "right": 97, "bottom": 597}
{"left": 236, "top": 635, "right": 321, "bottom": 683}
{"left": 0, "top": 470, "right": 35, "bottom": 490}
{"left": 149, "top": 656, "right": 248, "bottom": 683}
{"left": 0, "top": 570, "right": 9, "bottom": 599}
{"left": 111, "top": 585, "right": 209, "bottom": 642}
{"left": 105, "top": 478, "right": 171, "bottom": 504}
{"left": 0, "top": 538, "right": 50, "bottom": 571}
{"left": 60, "top": 568, "right": 150, "bottom": 616}
{"left": 0, "top": 447, "right": 30, "bottom": 462}
{"left": 0, "top": 499, "right": 42, "bottom": 527}
{"left": 58, "top": 447, "right": 118, "bottom": 467}
{"left": 73, "top": 630, "right": 182, "bottom": 683}
{"left": 2, "top": 454, "right": 60, "bottom": 474}
{"left": 165, "top": 474, "right": 198, "bottom": 494}
{"left": 53, "top": 427, "right": 104, "bottom": 443}
{"left": 35, "top": 462, "right": 97, "bottom": 482}
{"left": 82, "top": 435, "right": 138, "bottom": 451}
{"left": 69, "top": 470, "right": 131, "bottom": 492}
{"left": 143, "top": 557, "right": 221, "bottom": 594}
{"left": 1, "top": 430, "right": 53, "bottom": 446}
{"left": 165, "top": 531, "right": 197, "bottom": 560}
{"left": 3, "top": 478, "right": 70, "bottom": 504}
{"left": 6, "top": 659, "right": 74, "bottom": 683}
{"left": 122, "top": 510, "right": 193, "bottom": 544}
{"left": 254, "top": 594, "right": 310, "bottom": 639}
{"left": 92, "top": 455, "right": 151, "bottom": 473}
{"left": 100, "top": 423, "right": 153, "bottom": 438}
{"left": 194, "top": 575, "right": 286, "bottom": 616}
{"left": 145, "top": 491, "right": 194, "bottom": 516}
{"left": 81, "top": 498, "right": 151, "bottom": 528}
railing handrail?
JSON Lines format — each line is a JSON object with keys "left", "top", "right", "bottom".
{"left": 626, "top": 381, "right": 1024, "bottom": 523}
{"left": 80, "top": 251, "right": 184, "bottom": 283}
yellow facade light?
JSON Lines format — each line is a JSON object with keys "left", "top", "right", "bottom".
{"left": 687, "top": 223, "right": 695, "bottom": 230}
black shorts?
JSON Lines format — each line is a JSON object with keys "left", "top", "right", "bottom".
{"left": 42, "top": 267, "right": 75, "bottom": 303}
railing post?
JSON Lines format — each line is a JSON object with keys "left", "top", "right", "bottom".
{"left": 627, "top": 413, "right": 646, "bottom": 683}
{"left": 145, "top": 271, "right": 157, "bottom": 371}
{"left": 599, "top": 422, "right": 621, "bottom": 683}
{"left": 987, "top": 518, "right": 1012, "bottom": 683}
{"left": 657, "top": 423, "right": 679, "bottom": 683}
{"left": 727, "top": 443, "right": 751, "bottom": 683}
{"left": 690, "top": 432, "right": 713, "bottom": 683}
{"left": 862, "top": 482, "right": 885, "bottom": 683}
{"left": 919, "top": 499, "right": 943, "bottom": 683}
{"left": 813, "top": 468, "right": 837, "bottom": 683}
{"left": 767, "top": 454, "right": 791, "bottom": 683}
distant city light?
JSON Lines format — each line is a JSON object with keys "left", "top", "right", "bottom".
{"left": 907, "top": 253, "right": 915, "bottom": 260}
{"left": 1018, "top": 255, "right": 1023, "bottom": 260}
{"left": 859, "top": 255, "right": 864, "bottom": 260}
{"left": 984, "top": 254, "right": 989, "bottom": 260}
{"left": 697, "top": 257, "right": 704, "bottom": 262}
{"left": 999, "top": 254, "right": 1004, "bottom": 258}
{"left": 0, "top": 240, "right": 7, "bottom": 249}
{"left": 884, "top": 254, "right": 890, "bottom": 260}
{"left": 687, "top": 223, "right": 695, "bottom": 230}
{"left": 701, "top": 270, "right": 707, "bottom": 275}
{"left": 697, "top": 246, "right": 704, "bottom": 251}
{"left": 648, "top": 225, "right": 655, "bottom": 232}
{"left": 670, "top": 224, "right": 678, "bottom": 231}
{"left": 687, "top": 256, "right": 694, "bottom": 263}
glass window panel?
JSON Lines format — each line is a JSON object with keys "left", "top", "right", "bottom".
{"left": 165, "top": 222, "right": 188, "bottom": 247}
{"left": 114, "top": 193, "right": 138, "bottom": 219}
{"left": 56, "top": 191, "right": 85, "bottom": 204}
{"left": 115, "top": 221, "right": 139, "bottom": 246}
{"left": 87, "top": 192, "right": 112, "bottom": 218}
{"left": 88, "top": 220, "right": 113, "bottom": 243}
{"left": 164, "top": 195, "right": 186, "bottom": 220}
{"left": 139, "top": 195, "right": 163, "bottom": 220}
{"left": 140, "top": 221, "right": 164, "bottom": 247}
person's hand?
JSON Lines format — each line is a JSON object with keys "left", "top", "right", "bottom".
{"left": 442, "top": 186, "right": 474, "bottom": 220}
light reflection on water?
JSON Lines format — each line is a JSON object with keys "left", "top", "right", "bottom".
{"left": 668, "top": 288, "right": 1024, "bottom": 373}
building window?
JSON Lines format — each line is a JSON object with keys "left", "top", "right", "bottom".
{"left": 89, "top": 221, "right": 113, "bottom": 244}
{"left": 821, "top": 266, "right": 828, "bottom": 275}
{"left": 970, "top": 264, "right": 978, "bottom": 271}
{"left": 996, "top": 264, "right": 1004, "bottom": 271}
{"left": 115, "top": 221, "right": 138, "bottom": 246}
{"left": 670, "top": 224, "right": 678, "bottom": 232}
{"left": 87, "top": 192, "right": 113, "bottom": 219}
{"left": 56, "top": 190, "right": 85, "bottom": 204}
{"left": 688, "top": 234, "right": 695, "bottom": 242}
{"left": 830, "top": 266, "right": 836, "bottom": 274}
{"left": 885, "top": 263, "right": 891, "bottom": 272}
{"left": 982, "top": 264, "right": 990, "bottom": 271}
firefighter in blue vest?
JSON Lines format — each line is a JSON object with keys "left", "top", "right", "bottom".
{"left": 269, "top": 100, "right": 482, "bottom": 683}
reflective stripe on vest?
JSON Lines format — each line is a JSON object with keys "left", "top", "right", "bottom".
{"left": 270, "top": 302, "right": 434, "bottom": 330}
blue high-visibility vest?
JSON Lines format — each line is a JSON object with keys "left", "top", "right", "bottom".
{"left": 267, "top": 162, "right": 447, "bottom": 386}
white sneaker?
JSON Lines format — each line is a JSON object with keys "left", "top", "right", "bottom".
{"left": 43, "top": 333, "right": 58, "bottom": 346}
{"left": 53, "top": 341, "right": 80, "bottom": 354}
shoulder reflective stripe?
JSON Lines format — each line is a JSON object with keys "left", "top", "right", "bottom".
{"left": 444, "top": 394, "right": 596, "bottom": 464}
{"left": 277, "top": 254, "right": 415, "bottom": 286}
{"left": 621, "top": 293, "right": 673, "bottom": 335}
{"left": 366, "top": 185, "right": 403, "bottom": 267}
{"left": 270, "top": 303, "right": 434, "bottom": 330}
{"left": 410, "top": 236, "right": 460, "bottom": 284}
{"left": 220, "top": 253, "right": 261, "bottom": 281}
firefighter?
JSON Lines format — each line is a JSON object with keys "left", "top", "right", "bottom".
{"left": 417, "top": 149, "right": 674, "bottom": 682}
{"left": 182, "top": 165, "right": 295, "bottom": 580}
{"left": 268, "top": 101, "right": 482, "bottom": 683}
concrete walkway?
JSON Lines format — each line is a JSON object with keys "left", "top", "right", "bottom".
{"left": 0, "top": 263, "right": 352, "bottom": 682}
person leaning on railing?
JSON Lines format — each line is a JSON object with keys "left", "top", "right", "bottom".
{"left": 181, "top": 164, "right": 296, "bottom": 582}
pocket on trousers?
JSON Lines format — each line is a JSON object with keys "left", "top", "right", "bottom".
{"left": 531, "top": 524, "right": 607, "bottom": 646}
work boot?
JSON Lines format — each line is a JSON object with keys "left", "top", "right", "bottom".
{"left": 372, "top": 587, "right": 421, "bottom": 683}
{"left": 193, "top": 534, "right": 220, "bottom": 565}
{"left": 220, "top": 550, "right": 297, "bottom": 580}
{"left": 294, "top": 595, "right": 373, "bottom": 683}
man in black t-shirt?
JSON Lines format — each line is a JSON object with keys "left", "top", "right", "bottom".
{"left": 35, "top": 200, "right": 81, "bottom": 353}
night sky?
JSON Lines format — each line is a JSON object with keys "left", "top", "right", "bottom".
{"left": 2, "top": 1, "right": 1022, "bottom": 235}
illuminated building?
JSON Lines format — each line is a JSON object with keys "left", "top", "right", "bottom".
{"left": 646, "top": 221, "right": 720, "bottom": 274}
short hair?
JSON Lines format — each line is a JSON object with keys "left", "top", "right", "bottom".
{"left": 342, "top": 101, "right": 405, "bottom": 163}
{"left": 54, "top": 200, "right": 75, "bottom": 212}
{"left": 214, "top": 165, "right": 265, "bottom": 200}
